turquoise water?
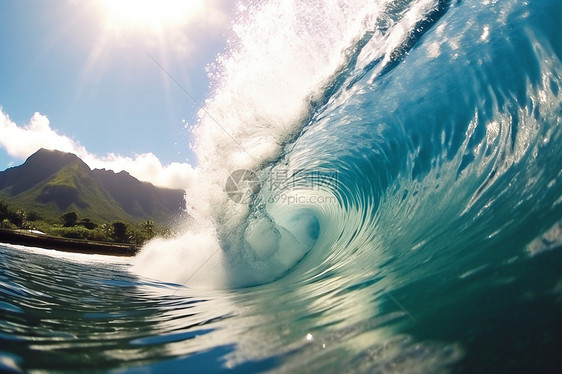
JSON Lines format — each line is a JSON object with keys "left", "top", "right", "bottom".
{"left": 2, "top": 0, "right": 562, "bottom": 372}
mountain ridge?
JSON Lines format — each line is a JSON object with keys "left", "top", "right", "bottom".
{"left": 0, "top": 149, "right": 186, "bottom": 226}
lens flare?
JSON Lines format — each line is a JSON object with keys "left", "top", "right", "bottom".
{"left": 100, "top": 0, "right": 202, "bottom": 32}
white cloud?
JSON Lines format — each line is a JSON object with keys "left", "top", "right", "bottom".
{"left": 0, "top": 108, "right": 195, "bottom": 190}
{"left": 0, "top": 110, "right": 85, "bottom": 158}
{"left": 83, "top": 152, "right": 197, "bottom": 190}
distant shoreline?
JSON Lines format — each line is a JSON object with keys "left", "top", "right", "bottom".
{"left": 0, "top": 228, "right": 139, "bottom": 257}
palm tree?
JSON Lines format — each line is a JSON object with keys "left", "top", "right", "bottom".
{"left": 140, "top": 219, "right": 156, "bottom": 240}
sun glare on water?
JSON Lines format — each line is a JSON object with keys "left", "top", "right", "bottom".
{"left": 101, "top": 0, "right": 202, "bottom": 32}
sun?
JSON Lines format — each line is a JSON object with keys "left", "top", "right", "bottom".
{"left": 100, "top": 0, "right": 202, "bottom": 32}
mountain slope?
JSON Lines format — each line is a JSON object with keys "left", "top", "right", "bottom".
{"left": 0, "top": 149, "right": 186, "bottom": 225}
{"left": 0, "top": 149, "right": 83, "bottom": 195}
{"left": 93, "top": 168, "right": 187, "bottom": 223}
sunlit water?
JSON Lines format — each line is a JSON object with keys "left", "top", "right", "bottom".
{"left": 2, "top": 0, "right": 562, "bottom": 372}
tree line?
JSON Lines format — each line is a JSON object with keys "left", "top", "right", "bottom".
{"left": 0, "top": 200, "right": 170, "bottom": 246}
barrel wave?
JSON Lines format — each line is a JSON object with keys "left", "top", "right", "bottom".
{"left": 266, "top": 0, "right": 562, "bottom": 289}
{"left": 131, "top": 1, "right": 562, "bottom": 369}
{"left": 134, "top": 0, "right": 562, "bottom": 291}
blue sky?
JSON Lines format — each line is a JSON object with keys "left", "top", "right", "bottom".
{"left": 0, "top": 0, "right": 235, "bottom": 188}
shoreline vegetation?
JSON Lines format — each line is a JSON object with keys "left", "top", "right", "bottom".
{"left": 0, "top": 150, "right": 183, "bottom": 257}
{"left": 1, "top": 200, "right": 171, "bottom": 256}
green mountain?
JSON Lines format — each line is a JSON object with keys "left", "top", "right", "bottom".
{"left": 0, "top": 149, "right": 186, "bottom": 225}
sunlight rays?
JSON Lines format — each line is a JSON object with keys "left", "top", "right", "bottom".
{"left": 100, "top": 0, "right": 203, "bottom": 33}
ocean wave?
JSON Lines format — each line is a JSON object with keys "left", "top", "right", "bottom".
{"left": 134, "top": 0, "right": 562, "bottom": 289}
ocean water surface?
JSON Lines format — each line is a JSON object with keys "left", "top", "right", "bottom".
{"left": 2, "top": 0, "right": 562, "bottom": 372}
